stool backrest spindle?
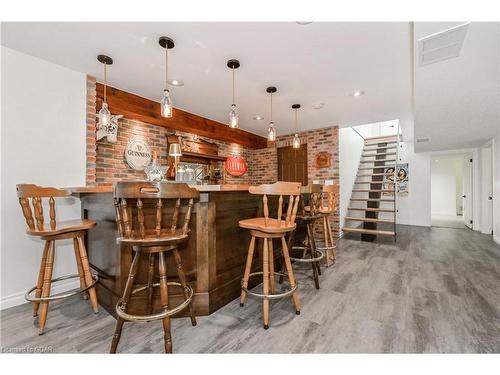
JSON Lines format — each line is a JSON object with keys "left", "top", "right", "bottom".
{"left": 249, "top": 182, "right": 301, "bottom": 227}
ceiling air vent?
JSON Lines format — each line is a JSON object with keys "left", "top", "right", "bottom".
{"left": 416, "top": 137, "right": 430, "bottom": 143}
{"left": 418, "top": 22, "right": 470, "bottom": 67}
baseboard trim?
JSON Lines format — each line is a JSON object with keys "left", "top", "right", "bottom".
{"left": 0, "top": 279, "right": 80, "bottom": 311}
{"left": 494, "top": 235, "right": 500, "bottom": 246}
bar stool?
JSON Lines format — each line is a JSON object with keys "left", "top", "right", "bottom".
{"left": 110, "top": 182, "right": 198, "bottom": 354}
{"left": 282, "top": 184, "right": 325, "bottom": 289}
{"left": 306, "top": 184, "right": 339, "bottom": 267}
{"left": 16, "top": 184, "right": 99, "bottom": 335}
{"left": 239, "top": 181, "right": 301, "bottom": 329}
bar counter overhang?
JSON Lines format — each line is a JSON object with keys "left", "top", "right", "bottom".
{"left": 71, "top": 184, "right": 267, "bottom": 318}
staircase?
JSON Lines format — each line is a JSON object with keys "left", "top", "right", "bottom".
{"left": 343, "top": 135, "right": 399, "bottom": 241}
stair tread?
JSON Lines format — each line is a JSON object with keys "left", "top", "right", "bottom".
{"left": 364, "top": 135, "right": 399, "bottom": 141}
{"left": 345, "top": 216, "right": 395, "bottom": 224}
{"left": 362, "top": 152, "right": 397, "bottom": 157}
{"left": 343, "top": 227, "right": 396, "bottom": 236}
{"left": 360, "top": 159, "right": 396, "bottom": 163}
{"left": 350, "top": 198, "right": 395, "bottom": 202}
{"left": 354, "top": 181, "right": 384, "bottom": 184}
{"left": 357, "top": 173, "right": 393, "bottom": 177}
{"left": 364, "top": 145, "right": 397, "bottom": 150}
{"left": 348, "top": 207, "right": 395, "bottom": 212}
{"left": 352, "top": 189, "right": 394, "bottom": 192}
{"left": 358, "top": 166, "right": 395, "bottom": 170}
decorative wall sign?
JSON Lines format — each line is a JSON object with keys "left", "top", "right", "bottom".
{"left": 225, "top": 155, "right": 248, "bottom": 177}
{"left": 315, "top": 151, "right": 331, "bottom": 168}
{"left": 125, "top": 139, "right": 152, "bottom": 170}
{"left": 383, "top": 163, "right": 408, "bottom": 196}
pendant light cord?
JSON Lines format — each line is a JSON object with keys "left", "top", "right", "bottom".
{"left": 103, "top": 62, "right": 107, "bottom": 103}
{"left": 165, "top": 47, "right": 168, "bottom": 90}
{"left": 270, "top": 92, "right": 273, "bottom": 122}
{"left": 295, "top": 108, "right": 298, "bottom": 132}
{"left": 232, "top": 68, "right": 235, "bottom": 104}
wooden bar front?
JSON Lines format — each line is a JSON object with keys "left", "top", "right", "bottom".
{"left": 75, "top": 186, "right": 267, "bottom": 318}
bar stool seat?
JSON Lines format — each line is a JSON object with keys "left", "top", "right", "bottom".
{"left": 304, "top": 205, "right": 333, "bottom": 214}
{"left": 26, "top": 219, "right": 96, "bottom": 237}
{"left": 238, "top": 217, "right": 296, "bottom": 234}
{"left": 118, "top": 229, "right": 189, "bottom": 247}
{"left": 17, "top": 184, "right": 99, "bottom": 336}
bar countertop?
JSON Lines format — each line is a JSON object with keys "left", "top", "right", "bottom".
{"left": 67, "top": 184, "right": 251, "bottom": 194}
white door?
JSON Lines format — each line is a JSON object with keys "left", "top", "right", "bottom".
{"left": 463, "top": 157, "right": 473, "bottom": 229}
{"left": 482, "top": 147, "right": 493, "bottom": 235}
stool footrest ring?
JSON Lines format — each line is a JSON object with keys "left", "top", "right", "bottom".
{"left": 241, "top": 272, "right": 298, "bottom": 300}
{"left": 316, "top": 245, "right": 336, "bottom": 251}
{"left": 115, "top": 281, "right": 193, "bottom": 322}
{"left": 24, "top": 273, "right": 98, "bottom": 302}
{"left": 289, "top": 247, "right": 324, "bottom": 263}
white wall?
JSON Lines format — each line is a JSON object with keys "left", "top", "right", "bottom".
{"left": 397, "top": 141, "right": 431, "bottom": 227}
{"left": 339, "top": 127, "right": 365, "bottom": 230}
{"left": 1, "top": 47, "right": 87, "bottom": 309}
{"left": 431, "top": 158, "right": 463, "bottom": 216}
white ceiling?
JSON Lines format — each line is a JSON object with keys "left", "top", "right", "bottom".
{"left": 1, "top": 22, "right": 413, "bottom": 137}
{"left": 414, "top": 22, "right": 500, "bottom": 152}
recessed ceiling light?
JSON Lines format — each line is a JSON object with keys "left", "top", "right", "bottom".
{"left": 313, "top": 102, "right": 325, "bottom": 109}
{"left": 168, "top": 79, "right": 184, "bottom": 87}
{"left": 351, "top": 91, "right": 365, "bottom": 97}
{"left": 253, "top": 115, "right": 264, "bottom": 121}
{"left": 416, "top": 137, "right": 430, "bottom": 143}
{"left": 296, "top": 21, "right": 313, "bottom": 25}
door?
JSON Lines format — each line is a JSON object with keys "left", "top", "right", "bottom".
{"left": 277, "top": 144, "right": 308, "bottom": 185}
{"left": 482, "top": 146, "right": 493, "bottom": 235}
{"left": 463, "top": 157, "right": 473, "bottom": 229}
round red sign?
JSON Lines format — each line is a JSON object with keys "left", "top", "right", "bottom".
{"left": 225, "top": 155, "right": 248, "bottom": 177}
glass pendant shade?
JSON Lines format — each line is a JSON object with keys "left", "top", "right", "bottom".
{"left": 161, "top": 90, "right": 173, "bottom": 118}
{"left": 168, "top": 142, "right": 182, "bottom": 157}
{"left": 229, "top": 104, "right": 239, "bottom": 128}
{"left": 292, "top": 133, "right": 301, "bottom": 149}
{"left": 99, "top": 102, "right": 111, "bottom": 127}
{"left": 268, "top": 122, "right": 276, "bottom": 141}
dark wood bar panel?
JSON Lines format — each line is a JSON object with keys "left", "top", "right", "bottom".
{"left": 73, "top": 186, "right": 264, "bottom": 318}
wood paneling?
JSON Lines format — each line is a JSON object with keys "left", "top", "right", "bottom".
{"left": 96, "top": 83, "right": 267, "bottom": 149}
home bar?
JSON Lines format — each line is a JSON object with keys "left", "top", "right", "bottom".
{"left": 4, "top": 19, "right": 499, "bottom": 360}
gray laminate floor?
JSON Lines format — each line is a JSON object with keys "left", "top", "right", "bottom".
{"left": 1, "top": 225, "right": 499, "bottom": 353}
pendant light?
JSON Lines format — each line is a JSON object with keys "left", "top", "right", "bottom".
{"left": 97, "top": 55, "right": 113, "bottom": 128}
{"left": 227, "top": 59, "right": 240, "bottom": 128}
{"left": 266, "top": 86, "right": 277, "bottom": 141}
{"left": 292, "top": 104, "right": 301, "bottom": 149}
{"left": 159, "top": 36, "right": 175, "bottom": 118}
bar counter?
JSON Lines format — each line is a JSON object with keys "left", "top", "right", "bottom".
{"left": 70, "top": 184, "right": 266, "bottom": 318}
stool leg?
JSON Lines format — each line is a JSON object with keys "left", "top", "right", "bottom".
{"left": 240, "top": 236, "right": 255, "bottom": 306}
{"left": 326, "top": 216, "right": 336, "bottom": 262}
{"left": 323, "top": 216, "right": 333, "bottom": 267}
{"left": 268, "top": 239, "right": 275, "bottom": 294}
{"left": 158, "top": 251, "right": 173, "bottom": 353}
{"left": 279, "top": 231, "right": 294, "bottom": 285}
{"left": 146, "top": 253, "right": 155, "bottom": 315}
{"left": 73, "top": 238, "right": 88, "bottom": 300}
{"left": 307, "top": 224, "right": 320, "bottom": 290}
{"left": 38, "top": 240, "right": 55, "bottom": 335}
{"left": 173, "top": 248, "right": 197, "bottom": 327}
{"left": 76, "top": 236, "right": 98, "bottom": 313}
{"left": 110, "top": 249, "right": 141, "bottom": 354}
{"left": 281, "top": 236, "right": 301, "bottom": 314}
{"left": 309, "top": 223, "right": 322, "bottom": 277}
{"left": 33, "top": 241, "right": 49, "bottom": 317}
{"left": 262, "top": 237, "right": 270, "bottom": 329}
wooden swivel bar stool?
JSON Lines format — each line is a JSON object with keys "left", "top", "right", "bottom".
{"left": 239, "top": 182, "right": 302, "bottom": 329}
{"left": 284, "top": 184, "right": 325, "bottom": 289}
{"left": 315, "top": 184, "right": 339, "bottom": 266}
{"left": 110, "top": 182, "right": 198, "bottom": 354}
{"left": 17, "top": 184, "right": 99, "bottom": 335}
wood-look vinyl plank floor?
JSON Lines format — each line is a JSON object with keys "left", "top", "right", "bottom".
{"left": 1, "top": 225, "right": 499, "bottom": 353}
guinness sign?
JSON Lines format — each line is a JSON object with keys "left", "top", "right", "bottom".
{"left": 125, "top": 139, "right": 152, "bottom": 170}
